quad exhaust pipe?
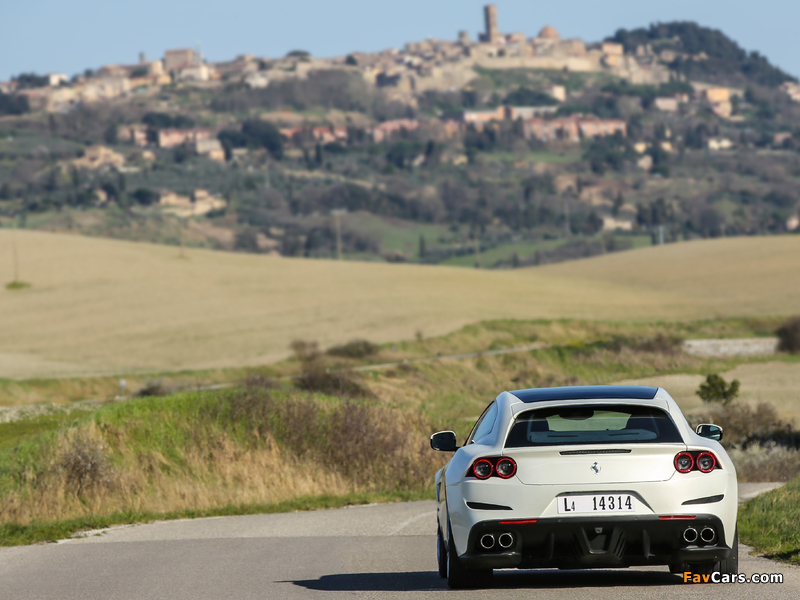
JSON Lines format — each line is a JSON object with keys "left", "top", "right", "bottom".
{"left": 498, "top": 532, "right": 514, "bottom": 549}
{"left": 479, "top": 532, "right": 515, "bottom": 551}
{"left": 700, "top": 527, "right": 716, "bottom": 543}
{"left": 683, "top": 527, "right": 698, "bottom": 544}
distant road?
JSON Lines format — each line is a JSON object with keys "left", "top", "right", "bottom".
{"left": 1, "top": 485, "right": 796, "bottom": 600}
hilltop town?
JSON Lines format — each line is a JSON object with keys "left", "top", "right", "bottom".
{"left": 1, "top": 5, "right": 799, "bottom": 266}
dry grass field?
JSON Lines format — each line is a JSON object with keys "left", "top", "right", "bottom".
{"left": 1, "top": 230, "right": 798, "bottom": 379}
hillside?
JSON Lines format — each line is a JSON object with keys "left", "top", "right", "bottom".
{"left": 1, "top": 230, "right": 798, "bottom": 379}
{"left": 3, "top": 10, "right": 800, "bottom": 273}
{"left": 609, "top": 21, "right": 796, "bottom": 87}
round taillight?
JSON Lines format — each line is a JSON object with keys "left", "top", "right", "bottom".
{"left": 697, "top": 453, "right": 716, "bottom": 473}
{"left": 496, "top": 458, "right": 517, "bottom": 479}
{"left": 675, "top": 452, "right": 694, "bottom": 473}
{"left": 473, "top": 459, "right": 493, "bottom": 479}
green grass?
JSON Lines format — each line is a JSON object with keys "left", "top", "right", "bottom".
{"left": 341, "top": 212, "right": 452, "bottom": 258}
{"left": 440, "top": 238, "right": 565, "bottom": 267}
{"left": 438, "top": 235, "right": 669, "bottom": 268}
{"left": 739, "top": 475, "right": 800, "bottom": 563}
{"left": 0, "top": 490, "right": 432, "bottom": 547}
{"left": 483, "top": 150, "right": 582, "bottom": 165}
{"left": 0, "top": 412, "right": 85, "bottom": 451}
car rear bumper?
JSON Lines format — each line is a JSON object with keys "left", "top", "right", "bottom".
{"left": 459, "top": 514, "right": 731, "bottom": 570}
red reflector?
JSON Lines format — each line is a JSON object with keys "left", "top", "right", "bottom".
{"left": 499, "top": 519, "right": 537, "bottom": 524}
{"left": 659, "top": 515, "right": 696, "bottom": 520}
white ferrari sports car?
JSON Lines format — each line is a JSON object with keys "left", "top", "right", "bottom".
{"left": 430, "top": 385, "right": 738, "bottom": 588}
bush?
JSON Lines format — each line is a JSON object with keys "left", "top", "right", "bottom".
{"left": 290, "top": 340, "right": 321, "bottom": 363}
{"left": 58, "top": 435, "right": 115, "bottom": 497}
{"left": 295, "top": 364, "right": 374, "bottom": 399}
{"left": 224, "top": 380, "right": 440, "bottom": 490}
{"left": 131, "top": 188, "right": 158, "bottom": 206}
{"left": 696, "top": 373, "right": 740, "bottom": 406}
{"left": 692, "top": 401, "right": 799, "bottom": 449}
{"left": 135, "top": 380, "right": 171, "bottom": 397}
{"left": 728, "top": 445, "right": 800, "bottom": 482}
{"left": 327, "top": 339, "right": 380, "bottom": 359}
{"left": 776, "top": 317, "right": 800, "bottom": 354}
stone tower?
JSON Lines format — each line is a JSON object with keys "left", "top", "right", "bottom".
{"left": 481, "top": 4, "right": 500, "bottom": 44}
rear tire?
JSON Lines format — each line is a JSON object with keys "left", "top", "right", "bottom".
{"left": 437, "top": 525, "right": 447, "bottom": 578}
{"left": 446, "top": 523, "right": 493, "bottom": 589}
{"left": 717, "top": 527, "right": 739, "bottom": 575}
{"left": 686, "top": 527, "right": 738, "bottom": 576}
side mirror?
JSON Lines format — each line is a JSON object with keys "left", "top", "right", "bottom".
{"left": 430, "top": 431, "right": 457, "bottom": 451}
{"left": 696, "top": 423, "right": 724, "bottom": 442}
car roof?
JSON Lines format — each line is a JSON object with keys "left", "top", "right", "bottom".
{"left": 510, "top": 385, "right": 659, "bottom": 403}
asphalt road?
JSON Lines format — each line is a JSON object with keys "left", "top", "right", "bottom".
{"left": 1, "top": 487, "right": 797, "bottom": 600}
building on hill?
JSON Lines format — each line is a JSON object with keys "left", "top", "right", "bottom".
{"left": 781, "top": 82, "right": 800, "bottom": 103}
{"left": 522, "top": 116, "right": 626, "bottom": 142}
{"left": 193, "top": 138, "right": 226, "bottom": 162}
{"left": 117, "top": 125, "right": 148, "bottom": 146}
{"left": 164, "top": 48, "right": 199, "bottom": 73}
{"left": 213, "top": 54, "right": 259, "bottom": 79}
{"left": 479, "top": 4, "right": 500, "bottom": 44}
{"left": 47, "top": 73, "right": 68, "bottom": 86}
{"left": 67, "top": 145, "right": 126, "bottom": 170}
{"left": 159, "top": 189, "right": 226, "bottom": 217}
{"left": 173, "top": 63, "right": 211, "bottom": 82}
{"left": 158, "top": 128, "right": 211, "bottom": 148}
{"left": 443, "top": 106, "right": 505, "bottom": 127}
{"left": 370, "top": 119, "right": 420, "bottom": 143}
{"left": 543, "top": 84, "right": 567, "bottom": 102}
{"left": 505, "top": 106, "right": 558, "bottom": 120}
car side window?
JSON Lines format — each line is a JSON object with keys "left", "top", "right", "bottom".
{"left": 466, "top": 402, "right": 498, "bottom": 445}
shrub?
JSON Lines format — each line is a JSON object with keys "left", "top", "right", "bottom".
{"left": 696, "top": 373, "right": 740, "bottom": 406}
{"left": 327, "top": 339, "right": 380, "bottom": 359}
{"left": 290, "top": 340, "right": 320, "bottom": 363}
{"left": 58, "top": 435, "right": 115, "bottom": 497}
{"left": 222, "top": 380, "right": 440, "bottom": 490}
{"left": 294, "top": 364, "right": 374, "bottom": 399}
{"left": 692, "top": 401, "right": 798, "bottom": 449}
{"left": 135, "top": 380, "right": 171, "bottom": 397}
{"left": 776, "top": 317, "right": 800, "bottom": 354}
{"left": 727, "top": 445, "right": 800, "bottom": 482}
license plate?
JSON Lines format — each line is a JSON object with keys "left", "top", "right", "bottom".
{"left": 557, "top": 494, "right": 636, "bottom": 514}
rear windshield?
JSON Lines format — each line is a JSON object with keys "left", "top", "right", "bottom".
{"left": 505, "top": 404, "right": 683, "bottom": 447}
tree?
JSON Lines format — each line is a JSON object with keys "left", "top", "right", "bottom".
{"left": 13, "top": 73, "right": 49, "bottom": 89}
{"left": 696, "top": 374, "right": 740, "bottom": 406}
{"left": 776, "top": 317, "right": 800, "bottom": 354}
{"left": 241, "top": 120, "right": 283, "bottom": 159}
{"left": 0, "top": 91, "right": 29, "bottom": 116}
{"left": 503, "top": 87, "right": 559, "bottom": 106}
{"left": 142, "top": 112, "right": 174, "bottom": 129}
{"left": 418, "top": 234, "right": 427, "bottom": 259}
{"left": 103, "top": 123, "right": 118, "bottom": 144}
{"left": 132, "top": 188, "right": 158, "bottom": 206}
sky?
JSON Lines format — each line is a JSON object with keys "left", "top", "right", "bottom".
{"left": 2, "top": 0, "right": 799, "bottom": 81}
